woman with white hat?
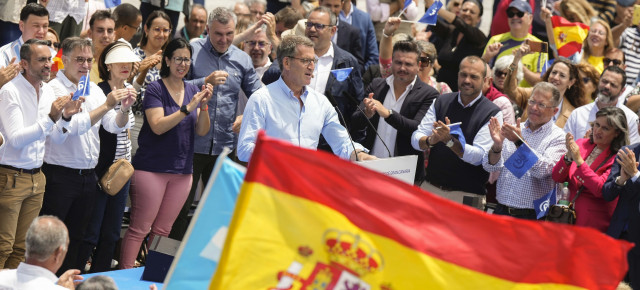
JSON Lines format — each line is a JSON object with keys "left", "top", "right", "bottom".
{"left": 77, "top": 39, "right": 139, "bottom": 273}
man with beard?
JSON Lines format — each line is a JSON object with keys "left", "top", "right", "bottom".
{"left": 236, "top": 29, "right": 271, "bottom": 115}
{"left": 564, "top": 66, "right": 640, "bottom": 144}
{"left": 0, "top": 39, "right": 81, "bottom": 269}
{"left": 483, "top": 82, "right": 567, "bottom": 219}
{"left": 412, "top": 56, "right": 501, "bottom": 209}
{"left": 351, "top": 40, "right": 439, "bottom": 184}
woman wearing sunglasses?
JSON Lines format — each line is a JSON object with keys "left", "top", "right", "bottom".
{"left": 424, "top": 0, "right": 486, "bottom": 91}
{"left": 577, "top": 62, "right": 600, "bottom": 102}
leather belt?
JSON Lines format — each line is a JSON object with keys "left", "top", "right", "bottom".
{"left": 497, "top": 203, "right": 535, "bottom": 216}
{"left": 43, "top": 163, "right": 95, "bottom": 175}
{"left": 0, "top": 164, "right": 41, "bottom": 174}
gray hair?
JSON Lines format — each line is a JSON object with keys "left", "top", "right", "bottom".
{"left": 61, "top": 37, "right": 93, "bottom": 57}
{"left": 245, "top": 0, "right": 267, "bottom": 9}
{"left": 591, "top": 106, "right": 629, "bottom": 153}
{"left": 494, "top": 55, "right": 523, "bottom": 83}
{"left": 416, "top": 40, "right": 436, "bottom": 60}
{"left": 307, "top": 6, "right": 337, "bottom": 26}
{"left": 392, "top": 33, "right": 413, "bottom": 44}
{"left": 76, "top": 276, "right": 118, "bottom": 290}
{"left": 208, "top": 7, "right": 237, "bottom": 27}
{"left": 531, "top": 81, "right": 561, "bottom": 107}
{"left": 20, "top": 39, "right": 50, "bottom": 61}
{"left": 25, "top": 216, "right": 68, "bottom": 262}
{"left": 277, "top": 35, "right": 314, "bottom": 69}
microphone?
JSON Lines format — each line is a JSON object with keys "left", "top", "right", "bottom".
{"left": 343, "top": 91, "right": 392, "bottom": 158}
{"left": 326, "top": 91, "right": 360, "bottom": 161}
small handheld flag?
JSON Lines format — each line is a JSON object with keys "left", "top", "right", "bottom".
{"left": 448, "top": 122, "right": 466, "bottom": 151}
{"left": 551, "top": 15, "right": 589, "bottom": 60}
{"left": 533, "top": 187, "right": 557, "bottom": 219}
{"left": 73, "top": 75, "right": 90, "bottom": 101}
{"left": 504, "top": 142, "right": 539, "bottom": 179}
{"left": 330, "top": 67, "right": 353, "bottom": 82}
{"left": 418, "top": 1, "right": 443, "bottom": 25}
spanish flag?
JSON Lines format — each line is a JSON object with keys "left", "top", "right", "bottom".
{"left": 211, "top": 132, "right": 632, "bottom": 289}
{"left": 51, "top": 48, "right": 64, "bottom": 74}
{"left": 552, "top": 15, "right": 590, "bottom": 60}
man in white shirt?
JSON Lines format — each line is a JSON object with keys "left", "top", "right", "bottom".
{"left": 0, "top": 216, "right": 82, "bottom": 289}
{"left": 351, "top": 40, "right": 439, "bottom": 184}
{"left": 0, "top": 39, "right": 81, "bottom": 269}
{"left": 564, "top": 66, "right": 640, "bottom": 144}
{"left": 40, "top": 37, "right": 134, "bottom": 275}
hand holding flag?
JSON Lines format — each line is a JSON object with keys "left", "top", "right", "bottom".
{"left": 417, "top": 0, "right": 443, "bottom": 25}
{"left": 534, "top": 187, "right": 557, "bottom": 219}
{"left": 72, "top": 74, "right": 90, "bottom": 101}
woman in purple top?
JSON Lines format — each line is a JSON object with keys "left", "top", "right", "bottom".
{"left": 120, "top": 38, "right": 212, "bottom": 269}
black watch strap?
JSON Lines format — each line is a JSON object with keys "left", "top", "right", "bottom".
{"left": 514, "top": 139, "right": 523, "bottom": 147}
{"left": 180, "top": 105, "right": 190, "bottom": 115}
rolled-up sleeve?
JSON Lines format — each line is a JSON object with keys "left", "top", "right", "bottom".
{"left": 461, "top": 112, "right": 503, "bottom": 165}
{"left": 237, "top": 93, "right": 265, "bottom": 162}
{"left": 411, "top": 99, "right": 437, "bottom": 151}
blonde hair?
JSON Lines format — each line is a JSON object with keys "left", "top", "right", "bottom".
{"left": 559, "top": 0, "right": 597, "bottom": 24}
{"left": 582, "top": 19, "right": 614, "bottom": 60}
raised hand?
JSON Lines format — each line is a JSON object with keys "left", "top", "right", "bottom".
{"left": 501, "top": 117, "right": 523, "bottom": 143}
{"left": 383, "top": 17, "right": 401, "bottom": 36}
{"left": 618, "top": 147, "right": 639, "bottom": 180}
{"left": 0, "top": 57, "right": 20, "bottom": 88}
{"left": 566, "top": 132, "right": 584, "bottom": 165}
{"left": 49, "top": 95, "right": 72, "bottom": 122}
{"left": 139, "top": 50, "right": 162, "bottom": 72}
{"left": 62, "top": 93, "right": 84, "bottom": 119}
{"left": 488, "top": 117, "right": 504, "bottom": 148}
{"left": 206, "top": 70, "right": 228, "bottom": 87}
{"left": 483, "top": 43, "right": 503, "bottom": 60}
{"left": 120, "top": 87, "right": 137, "bottom": 111}
{"left": 106, "top": 87, "right": 135, "bottom": 108}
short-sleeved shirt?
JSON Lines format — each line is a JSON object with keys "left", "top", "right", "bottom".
{"left": 484, "top": 32, "right": 548, "bottom": 87}
{"left": 132, "top": 80, "right": 199, "bottom": 174}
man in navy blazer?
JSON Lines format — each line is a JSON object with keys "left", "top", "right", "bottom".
{"left": 339, "top": 0, "right": 379, "bottom": 70}
{"left": 351, "top": 41, "right": 438, "bottom": 183}
{"left": 603, "top": 142, "right": 640, "bottom": 288}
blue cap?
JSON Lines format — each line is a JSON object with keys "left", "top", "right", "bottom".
{"left": 617, "top": 0, "right": 635, "bottom": 7}
{"left": 508, "top": 0, "right": 532, "bottom": 14}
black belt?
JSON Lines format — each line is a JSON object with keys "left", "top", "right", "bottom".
{"left": 497, "top": 203, "right": 535, "bottom": 216}
{"left": 43, "top": 163, "right": 95, "bottom": 175}
{"left": 0, "top": 164, "right": 41, "bottom": 174}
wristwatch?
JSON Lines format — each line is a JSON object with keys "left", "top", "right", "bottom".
{"left": 180, "top": 105, "right": 190, "bottom": 116}
{"left": 446, "top": 138, "right": 455, "bottom": 148}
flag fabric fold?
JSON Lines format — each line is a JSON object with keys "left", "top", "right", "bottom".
{"left": 330, "top": 67, "right": 353, "bottom": 82}
{"left": 551, "top": 15, "right": 589, "bottom": 60}
{"left": 504, "top": 142, "right": 539, "bottom": 178}
{"left": 534, "top": 187, "right": 557, "bottom": 219}
{"left": 418, "top": 1, "right": 443, "bottom": 25}
{"left": 73, "top": 75, "right": 90, "bottom": 100}
{"left": 448, "top": 123, "right": 466, "bottom": 151}
{"left": 210, "top": 131, "right": 631, "bottom": 290}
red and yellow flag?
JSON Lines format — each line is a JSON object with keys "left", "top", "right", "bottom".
{"left": 552, "top": 15, "right": 590, "bottom": 59}
{"left": 51, "top": 48, "right": 64, "bottom": 74}
{"left": 211, "top": 132, "right": 632, "bottom": 289}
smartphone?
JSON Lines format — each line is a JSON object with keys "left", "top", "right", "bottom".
{"left": 633, "top": 5, "right": 640, "bottom": 26}
{"left": 528, "top": 40, "right": 548, "bottom": 54}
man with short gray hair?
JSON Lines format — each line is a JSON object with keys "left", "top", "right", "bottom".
{"left": 174, "top": 7, "right": 261, "bottom": 241}
{"left": 0, "top": 216, "right": 83, "bottom": 289}
{"left": 483, "top": 82, "right": 567, "bottom": 219}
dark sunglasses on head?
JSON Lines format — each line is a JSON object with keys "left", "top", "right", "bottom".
{"left": 419, "top": 56, "right": 431, "bottom": 66}
{"left": 603, "top": 58, "right": 622, "bottom": 66}
{"left": 506, "top": 10, "right": 525, "bottom": 18}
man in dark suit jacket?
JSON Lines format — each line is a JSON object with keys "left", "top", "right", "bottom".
{"left": 339, "top": 0, "right": 379, "bottom": 70}
{"left": 318, "top": 0, "right": 365, "bottom": 72}
{"left": 351, "top": 40, "right": 438, "bottom": 183}
{"left": 603, "top": 142, "right": 640, "bottom": 288}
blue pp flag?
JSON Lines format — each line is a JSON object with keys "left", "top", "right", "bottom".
{"left": 103, "top": 0, "right": 120, "bottom": 8}
{"left": 72, "top": 75, "right": 90, "bottom": 101}
{"left": 403, "top": 0, "right": 412, "bottom": 9}
{"left": 164, "top": 153, "right": 245, "bottom": 289}
{"left": 418, "top": 0, "right": 443, "bottom": 25}
{"left": 533, "top": 187, "right": 557, "bottom": 219}
{"left": 330, "top": 67, "right": 353, "bottom": 82}
{"left": 448, "top": 122, "right": 466, "bottom": 151}
{"left": 504, "top": 143, "right": 539, "bottom": 179}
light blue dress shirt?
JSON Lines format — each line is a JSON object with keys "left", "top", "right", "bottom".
{"left": 187, "top": 38, "right": 262, "bottom": 155}
{"left": 237, "top": 77, "right": 365, "bottom": 162}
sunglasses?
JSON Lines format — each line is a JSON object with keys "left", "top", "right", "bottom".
{"left": 506, "top": 10, "right": 525, "bottom": 18}
{"left": 582, "top": 77, "right": 591, "bottom": 84}
{"left": 603, "top": 58, "right": 622, "bottom": 66}
{"left": 419, "top": 56, "right": 431, "bottom": 67}
{"left": 494, "top": 70, "right": 508, "bottom": 78}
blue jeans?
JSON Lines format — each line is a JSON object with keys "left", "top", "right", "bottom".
{"left": 78, "top": 180, "right": 130, "bottom": 273}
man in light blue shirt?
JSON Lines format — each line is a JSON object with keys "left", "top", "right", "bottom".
{"left": 238, "top": 35, "right": 374, "bottom": 162}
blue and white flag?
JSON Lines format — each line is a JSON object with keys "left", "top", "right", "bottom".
{"left": 330, "top": 67, "right": 353, "bottom": 82}
{"left": 448, "top": 122, "right": 466, "bottom": 151}
{"left": 504, "top": 143, "right": 539, "bottom": 179}
{"left": 104, "top": 0, "right": 121, "bottom": 8}
{"left": 418, "top": 1, "right": 443, "bottom": 25}
{"left": 533, "top": 187, "right": 557, "bottom": 219}
{"left": 164, "top": 151, "right": 245, "bottom": 289}
{"left": 72, "top": 75, "right": 90, "bottom": 101}
{"left": 403, "top": 0, "right": 413, "bottom": 9}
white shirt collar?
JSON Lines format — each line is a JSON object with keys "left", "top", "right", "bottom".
{"left": 457, "top": 91, "right": 484, "bottom": 108}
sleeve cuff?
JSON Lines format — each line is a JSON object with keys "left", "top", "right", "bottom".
{"left": 632, "top": 171, "right": 640, "bottom": 182}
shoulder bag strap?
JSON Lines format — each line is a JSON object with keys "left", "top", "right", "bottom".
{"left": 570, "top": 153, "right": 615, "bottom": 206}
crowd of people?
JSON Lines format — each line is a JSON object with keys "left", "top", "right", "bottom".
{"left": 2, "top": 0, "right": 640, "bottom": 288}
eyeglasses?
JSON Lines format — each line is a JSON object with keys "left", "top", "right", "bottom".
{"left": 288, "top": 56, "right": 318, "bottom": 66}
{"left": 74, "top": 57, "right": 93, "bottom": 64}
{"left": 250, "top": 10, "right": 265, "bottom": 16}
{"left": 245, "top": 40, "right": 270, "bottom": 48}
{"left": 306, "top": 21, "right": 334, "bottom": 31}
{"left": 582, "top": 77, "right": 592, "bottom": 84}
{"left": 151, "top": 27, "right": 171, "bottom": 34}
{"left": 172, "top": 57, "right": 191, "bottom": 65}
{"left": 126, "top": 24, "right": 142, "bottom": 33}
{"left": 44, "top": 40, "right": 60, "bottom": 50}
{"left": 419, "top": 56, "right": 431, "bottom": 67}
{"left": 527, "top": 99, "right": 554, "bottom": 109}
{"left": 590, "top": 29, "right": 606, "bottom": 36}
{"left": 494, "top": 70, "right": 508, "bottom": 78}
{"left": 603, "top": 58, "right": 623, "bottom": 66}
{"left": 506, "top": 10, "right": 525, "bottom": 18}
